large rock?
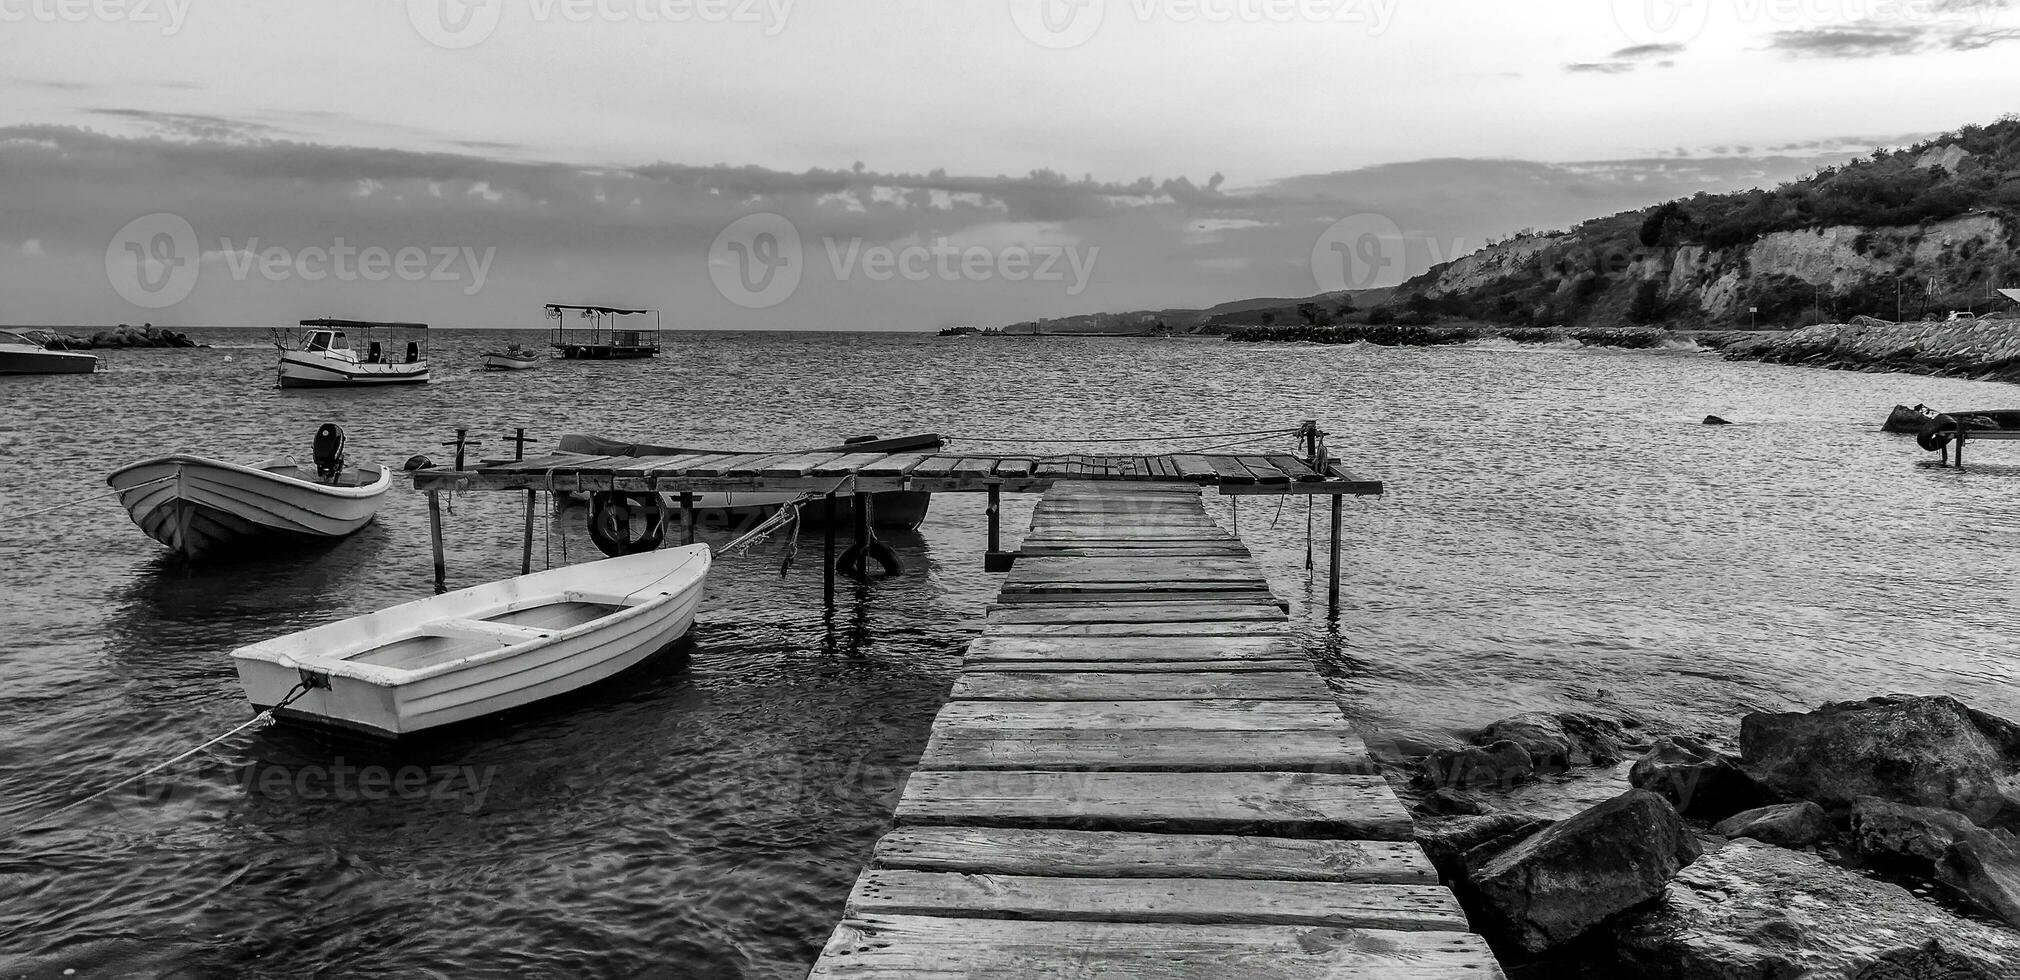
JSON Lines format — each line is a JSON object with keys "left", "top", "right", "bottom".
{"left": 1940, "top": 829, "right": 2020, "bottom": 930}
{"left": 1712, "top": 802, "right": 1829, "bottom": 849}
{"left": 1849, "top": 796, "right": 1983, "bottom": 866}
{"left": 1615, "top": 839, "right": 2020, "bottom": 978}
{"left": 1469, "top": 789, "right": 1698, "bottom": 953}
{"left": 1629, "top": 734, "right": 1778, "bottom": 819}
{"left": 1740, "top": 695, "right": 2020, "bottom": 827}
{"left": 1413, "top": 812, "right": 1550, "bottom": 879}
{"left": 1478, "top": 711, "right": 1629, "bottom": 772}
{"left": 1421, "top": 740, "right": 1534, "bottom": 792}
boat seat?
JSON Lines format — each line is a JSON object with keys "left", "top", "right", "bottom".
{"left": 419, "top": 619, "right": 552, "bottom": 643}
{"left": 313, "top": 423, "right": 346, "bottom": 483}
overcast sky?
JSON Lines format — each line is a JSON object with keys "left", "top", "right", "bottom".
{"left": 1, "top": 0, "right": 2013, "bottom": 329}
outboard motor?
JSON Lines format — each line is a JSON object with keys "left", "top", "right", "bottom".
{"left": 313, "top": 423, "right": 347, "bottom": 482}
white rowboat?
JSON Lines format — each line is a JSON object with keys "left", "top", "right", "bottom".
{"left": 481, "top": 346, "right": 542, "bottom": 370}
{"left": 233, "top": 546, "right": 711, "bottom": 738}
{"left": 108, "top": 454, "right": 390, "bottom": 560}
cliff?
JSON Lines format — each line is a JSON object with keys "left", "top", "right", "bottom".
{"left": 1396, "top": 118, "right": 2020, "bottom": 330}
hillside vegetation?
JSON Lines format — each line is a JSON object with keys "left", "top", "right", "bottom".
{"left": 1387, "top": 117, "right": 2020, "bottom": 330}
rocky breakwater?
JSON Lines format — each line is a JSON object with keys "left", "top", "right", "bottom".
{"left": 27, "top": 324, "right": 201, "bottom": 350}
{"left": 1704, "top": 315, "right": 2020, "bottom": 383}
{"left": 1387, "top": 696, "right": 2020, "bottom": 977}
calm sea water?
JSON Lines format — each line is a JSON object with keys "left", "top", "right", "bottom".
{"left": 1, "top": 330, "right": 2016, "bottom": 977}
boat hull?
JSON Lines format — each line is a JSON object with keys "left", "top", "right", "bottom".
{"left": 233, "top": 546, "right": 710, "bottom": 738}
{"left": 0, "top": 347, "right": 98, "bottom": 374}
{"left": 278, "top": 352, "right": 430, "bottom": 388}
{"left": 107, "top": 456, "right": 390, "bottom": 560}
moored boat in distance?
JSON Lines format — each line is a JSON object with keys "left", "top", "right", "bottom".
{"left": 547, "top": 303, "right": 661, "bottom": 359}
{"left": 107, "top": 424, "right": 390, "bottom": 560}
{"left": 232, "top": 545, "right": 711, "bottom": 739}
{"left": 481, "top": 343, "right": 543, "bottom": 371}
{"left": 276, "top": 319, "right": 430, "bottom": 388}
{"left": 0, "top": 329, "right": 100, "bottom": 374}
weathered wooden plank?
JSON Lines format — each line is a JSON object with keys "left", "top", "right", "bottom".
{"left": 895, "top": 770, "right": 1414, "bottom": 838}
{"left": 964, "top": 635, "right": 1301, "bottom": 663}
{"left": 906, "top": 455, "right": 964, "bottom": 479}
{"left": 631, "top": 452, "right": 741, "bottom": 476}
{"left": 993, "top": 457, "right": 1037, "bottom": 479}
{"left": 809, "top": 915, "right": 1506, "bottom": 980}
{"left": 858, "top": 452, "right": 933, "bottom": 477}
{"left": 1240, "top": 456, "right": 1293, "bottom": 485}
{"left": 606, "top": 454, "right": 695, "bottom": 478}
{"left": 984, "top": 621, "right": 1297, "bottom": 637}
{"left": 1032, "top": 456, "right": 1074, "bottom": 479}
{"left": 951, "top": 457, "right": 997, "bottom": 481}
{"left": 1167, "top": 455, "right": 1221, "bottom": 482}
{"left": 995, "top": 588, "right": 1283, "bottom": 606}
{"left": 809, "top": 451, "right": 893, "bottom": 477}
{"left": 872, "top": 828, "right": 1435, "bottom": 883}
{"left": 1017, "top": 547, "right": 1256, "bottom": 560}
{"left": 1205, "top": 455, "right": 1258, "bottom": 485}
{"left": 759, "top": 451, "right": 853, "bottom": 478}
{"left": 933, "top": 700, "right": 1344, "bottom": 732}
{"left": 986, "top": 602, "right": 1287, "bottom": 625}
{"left": 968, "top": 659, "right": 1313, "bottom": 674}
{"left": 950, "top": 671, "right": 1332, "bottom": 701}
{"left": 917, "top": 728, "right": 1372, "bottom": 773}
{"left": 847, "top": 869, "right": 1467, "bottom": 932}
{"left": 1009, "top": 557, "right": 1263, "bottom": 578}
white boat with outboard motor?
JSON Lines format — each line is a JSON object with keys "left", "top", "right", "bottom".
{"left": 0, "top": 329, "right": 99, "bottom": 375}
{"left": 275, "top": 318, "right": 429, "bottom": 388}
{"left": 106, "top": 424, "right": 390, "bottom": 560}
{"left": 232, "top": 545, "right": 711, "bottom": 739}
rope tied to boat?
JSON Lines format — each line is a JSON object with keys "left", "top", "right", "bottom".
{"left": 5, "top": 473, "right": 175, "bottom": 522}
{"left": 12, "top": 682, "right": 317, "bottom": 834}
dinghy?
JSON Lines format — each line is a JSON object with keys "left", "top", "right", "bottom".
{"left": 233, "top": 545, "right": 710, "bottom": 738}
{"left": 107, "top": 424, "right": 390, "bottom": 560}
{"left": 481, "top": 344, "right": 542, "bottom": 371}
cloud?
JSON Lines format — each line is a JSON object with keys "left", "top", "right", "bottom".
{"left": 1611, "top": 42, "right": 1686, "bottom": 58}
{"left": 1566, "top": 62, "right": 1635, "bottom": 74}
{"left": 1768, "top": 20, "right": 2020, "bottom": 57}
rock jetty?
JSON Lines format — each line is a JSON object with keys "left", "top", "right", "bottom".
{"left": 1704, "top": 316, "right": 2020, "bottom": 383}
{"left": 25, "top": 324, "right": 200, "bottom": 350}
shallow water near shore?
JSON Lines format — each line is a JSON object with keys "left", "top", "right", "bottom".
{"left": 2, "top": 329, "right": 2017, "bottom": 977}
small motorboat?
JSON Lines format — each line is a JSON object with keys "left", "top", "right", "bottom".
{"left": 0, "top": 329, "right": 99, "bottom": 374}
{"left": 276, "top": 319, "right": 429, "bottom": 388}
{"left": 107, "top": 424, "right": 390, "bottom": 560}
{"left": 232, "top": 545, "right": 710, "bottom": 738}
{"left": 481, "top": 344, "right": 542, "bottom": 371}
{"left": 554, "top": 432, "right": 937, "bottom": 530}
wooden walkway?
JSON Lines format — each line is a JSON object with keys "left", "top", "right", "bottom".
{"left": 807, "top": 483, "right": 1502, "bottom": 978}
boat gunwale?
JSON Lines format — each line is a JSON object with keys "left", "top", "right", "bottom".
{"left": 107, "top": 454, "right": 393, "bottom": 500}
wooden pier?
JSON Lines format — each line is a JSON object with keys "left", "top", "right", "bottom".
{"left": 805, "top": 482, "right": 1502, "bottom": 978}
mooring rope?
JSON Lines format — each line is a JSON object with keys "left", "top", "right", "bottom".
{"left": 3, "top": 474, "right": 175, "bottom": 522}
{"left": 14, "top": 682, "right": 316, "bottom": 834}
{"left": 719, "top": 493, "right": 818, "bottom": 556}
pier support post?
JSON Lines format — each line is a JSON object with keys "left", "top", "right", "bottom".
{"left": 682, "top": 492, "right": 698, "bottom": 545}
{"left": 854, "top": 490, "right": 870, "bottom": 598}
{"left": 1327, "top": 493, "right": 1342, "bottom": 620}
{"left": 520, "top": 492, "right": 536, "bottom": 575}
{"left": 824, "top": 493, "right": 837, "bottom": 609}
{"left": 427, "top": 490, "right": 447, "bottom": 591}
{"left": 987, "top": 484, "right": 1001, "bottom": 554}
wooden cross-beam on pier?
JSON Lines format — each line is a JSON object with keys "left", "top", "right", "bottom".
{"left": 407, "top": 449, "right": 1382, "bottom": 497}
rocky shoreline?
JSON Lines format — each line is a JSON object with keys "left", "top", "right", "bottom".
{"left": 1379, "top": 695, "right": 2020, "bottom": 977}
{"left": 1699, "top": 316, "right": 2020, "bottom": 384}
{"left": 23, "top": 324, "right": 202, "bottom": 350}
